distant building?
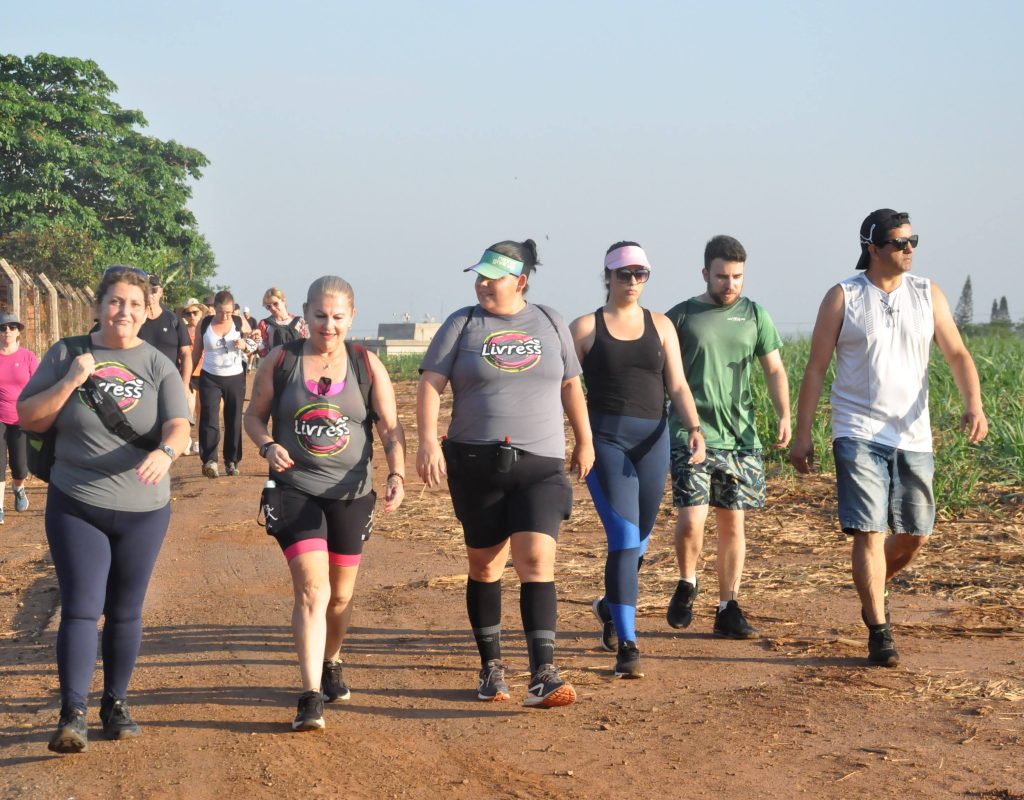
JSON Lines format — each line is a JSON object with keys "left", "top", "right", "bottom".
{"left": 352, "top": 321, "right": 441, "bottom": 356}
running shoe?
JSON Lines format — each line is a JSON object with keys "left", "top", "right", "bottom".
{"left": 225, "top": 462, "right": 240, "bottom": 477}
{"left": 321, "top": 659, "right": 351, "bottom": 702}
{"left": 99, "top": 696, "right": 141, "bottom": 740}
{"left": 0, "top": 508, "right": 4, "bottom": 525}
{"left": 14, "top": 486, "right": 29, "bottom": 512}
{"left": 713, "top": 600, "right": 759, "bottom": 639}
{"left": 591, "top": 597, "right": 616, "bottom": 652}
{"left": 614, "top": 640, "right": 644, "bottom": 679}
{"left": 48, "top": 705, "right": 88, "bottom": 753}
{"left": 291, "top": 690, "right": 325, "bottom": 731}
{"left": 477, "top": 659, "right": 510, "bottom": 701}
{"left": 202, "top": 461, "right": 219, "bottom": 479}
{"left": 867, "top": 625, "right": 900, "bottom": 667}
{"left": 667, "top": 579, "right": 698, "bottom": 629}
{"left": 524, "top": 664, "right": 576, "bottom": 708}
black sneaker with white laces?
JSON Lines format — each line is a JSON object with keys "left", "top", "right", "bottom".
{"left": 477, "top": 659, "right": 510, "bottom": 701}
{"left": 614, "top": 640, "right": 644, "bottom": 678}
{"left": 667, "top": 579, "right": 698, "bottom": 629}
{"left": 100, "top": 695, "right": 141, "bottom": 740}
{"left": 591, "top": 597, "right": 616, "bottom": 652}
{"left": 321, "top": 659, "right": 351, "bottom": 702}
{"left": 713, "top": 600, "right": 759, "bottom": 639}
{"left": 48, "top": 704, "right": 88, "bottom": 753}
{"left": 292, "top": 690, "right": 325, "bottom": 731}
{"left": 867, "top": 625, "right": 900, "bottom": 667}
{"left": 524, "top": 664, "right": 577, "bottom": 708}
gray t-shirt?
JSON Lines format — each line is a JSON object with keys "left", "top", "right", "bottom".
{"left": 21, "top": 338, "right": 191, "bottom": 512}
{"left": 420, "top": 303, "right": 581, "bottom": 459}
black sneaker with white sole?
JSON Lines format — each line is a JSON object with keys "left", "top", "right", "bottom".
{"left": 713, "top": 600, "right": 759, "bottom": 639}
{"left": 667, "top": 579, "right": 698, "bottom": 629}
{"left": 321, "top": 659, "right": 351, "bottom": 702}
{"left": 614, "top": 640, "right": 644, "bottom": 678}
{"left": 591, "top": 597, "right": 616, "bottom": 652}
{"left": 477, "top": 659, "right": 510, "bottom": 701}
{"left": 292, "top": 690, "right": 325, "bottom": 731}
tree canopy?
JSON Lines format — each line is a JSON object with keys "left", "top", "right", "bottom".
{"left": 0, "top": 53, "right": 217, "bottom": 302}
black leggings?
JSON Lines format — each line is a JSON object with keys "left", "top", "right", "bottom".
{"left": 0, "top": 421, "right": 28, "bottom": 481}
{"left": 45, "top": 484, "right": 170, "bottom": 708}
{"left": 198, "top": 370, "right": 246, "bottom": 464}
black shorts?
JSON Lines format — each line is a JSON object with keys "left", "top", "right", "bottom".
{"left": 266, "top": 483, "right": 376, "bottom": 565}
{"left": 444, "top": 442, "right": 573, "bottom": 549}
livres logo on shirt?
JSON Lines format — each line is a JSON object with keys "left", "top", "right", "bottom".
{"left": 480, "top": 330, "right": 543, "bottom": 372}
{"left": 88, "top": 361, "right": 146, "bottom": 412}
{"left": 293, "top": 403, "right": 351, "bottom": 457}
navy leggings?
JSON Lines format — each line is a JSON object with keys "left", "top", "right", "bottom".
{"left": 45, "top": 485, "right": 170, "bottom": 708}
{"left": 585, "top": 411, "right": 669, "bottom": 643}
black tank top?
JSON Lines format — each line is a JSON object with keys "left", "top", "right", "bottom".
{"left": 582, "top": 308, "right": 666, "bottom": 419}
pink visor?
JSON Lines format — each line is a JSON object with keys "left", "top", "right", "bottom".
{"left": 604, "top": 245, "right": 652, "bottom": 271}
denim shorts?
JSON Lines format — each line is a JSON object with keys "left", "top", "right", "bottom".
{"left": 833, "top": 437, "right": 935, "bottom": 535}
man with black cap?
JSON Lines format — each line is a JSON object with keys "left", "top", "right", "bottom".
{"left": 789, "top": 208, "right": 988, "bottom": 667}
{"left": 140, "top": 275, "right": 192, "bottom": 392}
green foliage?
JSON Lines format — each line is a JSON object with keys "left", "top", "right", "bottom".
{"left": 379, "top": 354, "right": 422, "bottom": 382}
{"left": 0, "top": 53, "right": 217, "bottom": 296}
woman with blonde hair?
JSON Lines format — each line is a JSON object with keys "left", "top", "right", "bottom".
{"left": 259, "top": 287, "right": 308, "bottom": 357}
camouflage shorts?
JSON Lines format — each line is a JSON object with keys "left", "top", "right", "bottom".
{"left": 670, "top": 446, "right": 766, "bottom": 510}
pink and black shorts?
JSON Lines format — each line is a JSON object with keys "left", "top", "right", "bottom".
{"left": 268, "top": 483, "right": 376, "bottom": 565}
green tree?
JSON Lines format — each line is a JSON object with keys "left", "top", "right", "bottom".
{"left": 0, "top": 53, "right": 217, "bottom": 293}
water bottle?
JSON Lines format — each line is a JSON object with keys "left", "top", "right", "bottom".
{"left": 496, "top": 436, "right": 515, "bottom": 473}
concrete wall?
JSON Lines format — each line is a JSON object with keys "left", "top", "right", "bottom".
{"left": 0, "top": 259, "right": 94, "bottom": 356}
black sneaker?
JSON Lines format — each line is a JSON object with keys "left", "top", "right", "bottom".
{"left": 477, "top": 659, "right": 510, "bottom": 701}
{"left": 524, "top": 664, "right": 577, "bottom": 708}
{"left": 713, "top": 600, "right": 759, "bottom": 639}
{"left": 99, "top": 696, "right": 141, "bottom": 740}
{"left": 47, "top": 705, "right": 88, "bottom": 753}
{"left": 861, "top": 591, "right": 892, "bottom": 628}
{"left": 614, "top": 640, "right": 644, "bottom": 679}
{"left": 321, "top": 659, "right": 351, "bottom": 702}
{"left": 867, "top": 625, "right": 900, "bottom": 667}
{"left": 591, "top": 597, "right": 616, "bottom": 652}
{"left": 225, "top": 462, "right": 240, "bottom": 477}
{"left": 667, "top": 580, "right": 698, "bottom": 629}
{"left": 291, "top": 690, "right": 325, "bottom": 731}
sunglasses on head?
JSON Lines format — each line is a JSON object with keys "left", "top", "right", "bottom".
{"left": 316, "top": 376, "right": 332, "bottom": 396}
{"left": 881, "top": 235, "right": 919, "bottom": 251}
{"left": 0, "top": 324, "right": 20, "bottom": 332}
{"left": 612, "top": 267, "right": 651, "bottom": 283}
{"left": 103, "top": 266, "right": 149, "bottom": 279}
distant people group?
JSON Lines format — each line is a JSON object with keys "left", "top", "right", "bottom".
{"left": 9, "top": 208, "right": 989, "bottom": 750}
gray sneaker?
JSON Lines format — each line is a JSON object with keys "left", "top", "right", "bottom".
{"left": 524, "top": 664, "right": 576, "bottom": 708}
{"left": 477, "top": 659, "right": 510, "bottom": 701}
{"left": 202, "top": 461, "right": 219, "bottom": 479}
{"left": 14, "top": 486, "right": 29, "bottom": 512}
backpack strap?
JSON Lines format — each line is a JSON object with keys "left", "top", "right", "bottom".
{"left": 199, "top": 315, "right": 212, "bottom": 336}
{"left": 288, "top": 316, "right": 303, "bottom": 331}
{"left": 533, "top": 304, "right": 566, "bottom": 362}
{"left": 233, "top": 315, "right": 243, "bottom": 334}
{"left": 345, "top": 341, "right": 378, "bottom": 426}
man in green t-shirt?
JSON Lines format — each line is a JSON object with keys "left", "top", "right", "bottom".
{"left": 665, "top": 235, "right": 791, "bottom": 638}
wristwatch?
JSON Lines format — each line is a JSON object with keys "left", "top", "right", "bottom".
{"left": 687, "top": 425, "right": 704, "bottom": 435}
{"left": 259, "top": 441, "right": 275, "bottom": 459}
{"left": 159, "top": 444, "right": 176, "bottom": 460}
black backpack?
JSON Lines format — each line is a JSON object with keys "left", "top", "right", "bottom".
{"left": 199, "top": 314, "right": 243, "bottom": 337}
{"left": 263, "top": 315, "right": 303, "bottom": 349}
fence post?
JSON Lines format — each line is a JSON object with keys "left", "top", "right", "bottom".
{"left": 37, "top": 273, "right": 61, "bottom": 350}
{"left": 0, "top": 259, "right": 21, "bottom": 320}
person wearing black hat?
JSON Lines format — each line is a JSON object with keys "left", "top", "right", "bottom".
{"left": 0, "top": 312, "right": 38, "bottom": 523}
{"left": 789, "top": 208, "right": 988, "bottom": 668}
{"left": 139, "top": 275, "right": 192, "bottom": 392}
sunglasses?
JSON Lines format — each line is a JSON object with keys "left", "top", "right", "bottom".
{"left": 103, "top": 266, "right": 149, "bottom": 279}
{"left": 265, "top": 300, "right": 281, "bottom": 310}
{"left": 316, "top": 376, "right": 332, "bottom": 396}
{"left": 0, "top": 324, "right": 20, "bottom": 332}
{"left": 612, "top": 267, "right": 651, "bottom": 283}
{"left": 183, "top": 310, "right": 201, "bottom": 317}
{"left": 881, "top": 235, "right": 919, "bottom": 251}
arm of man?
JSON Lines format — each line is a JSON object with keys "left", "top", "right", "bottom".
{"left": 367, "top": 352, "right": 407, "bottom": 513}
{"left": 416, "top": 370, "right": 449, "bottom": 487}
{"left": 758, "top": 348, "right": 791, "bottom": 449}
{"left": 653, "top": 312, "right": 705, "bottom": 464}
{"left": 931, "top": 282, "right": 988, "bottom": 442}
{"left": 788, "top": 284, "right": 844, "bottom": 473}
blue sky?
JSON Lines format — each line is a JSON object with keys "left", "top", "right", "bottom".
{"left": 7, "top": 1, "right": 1023, "bottom": 336}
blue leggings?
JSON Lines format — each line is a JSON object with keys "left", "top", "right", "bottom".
{"left": 585, "top": 412, "right": 669, "bottom": 643}
{"left": 45, "top": 485, "right": 170, "bottom": 708}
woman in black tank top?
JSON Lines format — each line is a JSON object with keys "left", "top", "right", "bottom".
{"left": 570, "top": 241, "right": 705, "bottom": 680}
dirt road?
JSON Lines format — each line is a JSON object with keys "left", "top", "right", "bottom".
{"left": 1, "top": 382, "right": 1022, "bottom": 799}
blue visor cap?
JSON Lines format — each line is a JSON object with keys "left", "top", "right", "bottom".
{"left": 464, "top": 250, "right": 525, "bottom": 279}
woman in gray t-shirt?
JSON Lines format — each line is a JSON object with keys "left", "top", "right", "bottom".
{"left": 18, "top": 267, "right": 191, "bottom": 754}
{"left": 417, "top": 239, "right": 594, "bottom": 709}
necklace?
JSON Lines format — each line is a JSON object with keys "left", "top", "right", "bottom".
{"left": 316, "top": 347, "right": 346, "bottom": 371}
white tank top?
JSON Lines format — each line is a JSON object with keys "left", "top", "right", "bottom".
{"left": 830, "top": 273, "right": 934, "bottom": 451}
{"left": 201, "top": 319, "right": 245, "bottom": 376}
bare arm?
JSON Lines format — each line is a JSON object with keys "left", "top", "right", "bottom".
{"left": 652, "top": 312, "right": 705, "bottom": 464}
{"left": 17, "top": 352, "right": 96, "bottom": 433}
{"left": 134, "top": 417, "right": 191, "bottom": 485}
{"left": 416, "top": 370, "right": 449, "bottom": 487}
{"left": 931, "top": 282, "right": 988, "bottom": 442}
{"left": 561, "top": 375, "right": 594, "bottom": 481}
{"left": 177, "top": 345, "right": 192, "bottom": 388}
{"left": 242, "top": 347, "right": 295, "bottom": 473}
{"left": 759, "top": 348, "right": 791, "bottom": 449}
{"left": 789, "top": 285, "right": 844, "bottom": 473}
{"left": 191, "top": 327, "right": 205, "bottom": 377}
{"left": 568, "top": 313, "right": 596, "bottom": 365}
{"left": 368, "top": 352, "right": 407, "bottom": 512}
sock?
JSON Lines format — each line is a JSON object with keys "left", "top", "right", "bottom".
{"left": 718, "top": 600, "right": 730, "bottom": 611}
{"left": 683, "top": 576, "right": 697, "bottom": 587}
{"left": 466, "top": 577, "right": 502, "bottom": 666}
{"left": 520, "top": 581, "right": 557, "bottom": 673}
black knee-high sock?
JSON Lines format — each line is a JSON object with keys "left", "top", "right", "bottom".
{"left": 520, "top": 581, "right": 557, "bottom": 673}
{"left": 467, "top": 578, "right": 502, "bottom": 666}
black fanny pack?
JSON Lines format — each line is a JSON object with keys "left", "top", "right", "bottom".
{"left": 441, "top": 438, "right": 521, "bottom": 475}
{"left": 79, "top": 376, "right": 161, "bottom": 451}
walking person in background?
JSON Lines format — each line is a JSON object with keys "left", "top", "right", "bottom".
{"left": 139, "top": 274, "right": 192, "bottom": 391}
{"left": 18, "top": 266, "right": 190, "bottom": 753}
{"left": 0, "top": 312, "right": 39, "bottom": 523}
{"left": 245, "top": 275, "right": 406, "bottom": 731}
{"left": 789, "top": 208, "right": 988, "bottom": 667}
{"left": 259, "top": 288, "right": 308, "bottom": 357}
{"left": 665, "top": 235, "right": 791, "bottom": 639}
{"left": 570, "top": 242, "right": 705, "bottom": 678}
{"left": 417, "top": 239, "right": 593, "bottom": 708}
{"left": 190, "top": 290, "right": 256, "bottom": 478}
{"left": 180, "top": 298, "right": 206, "bottom": 455}
{"left": 241, "top": 306, "right": 261, "bottom": 373}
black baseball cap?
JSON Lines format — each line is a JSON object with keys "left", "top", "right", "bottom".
{"left": 856, "top": 208, "right": 910, "bottom": 270}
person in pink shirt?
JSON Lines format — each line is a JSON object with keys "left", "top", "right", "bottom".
{"left": 0, "top": 312, "right": 39, "bottom": 523}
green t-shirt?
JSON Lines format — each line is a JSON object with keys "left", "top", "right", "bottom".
{"left": 666, "top": 296, "right": 782, "bottom": 451}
